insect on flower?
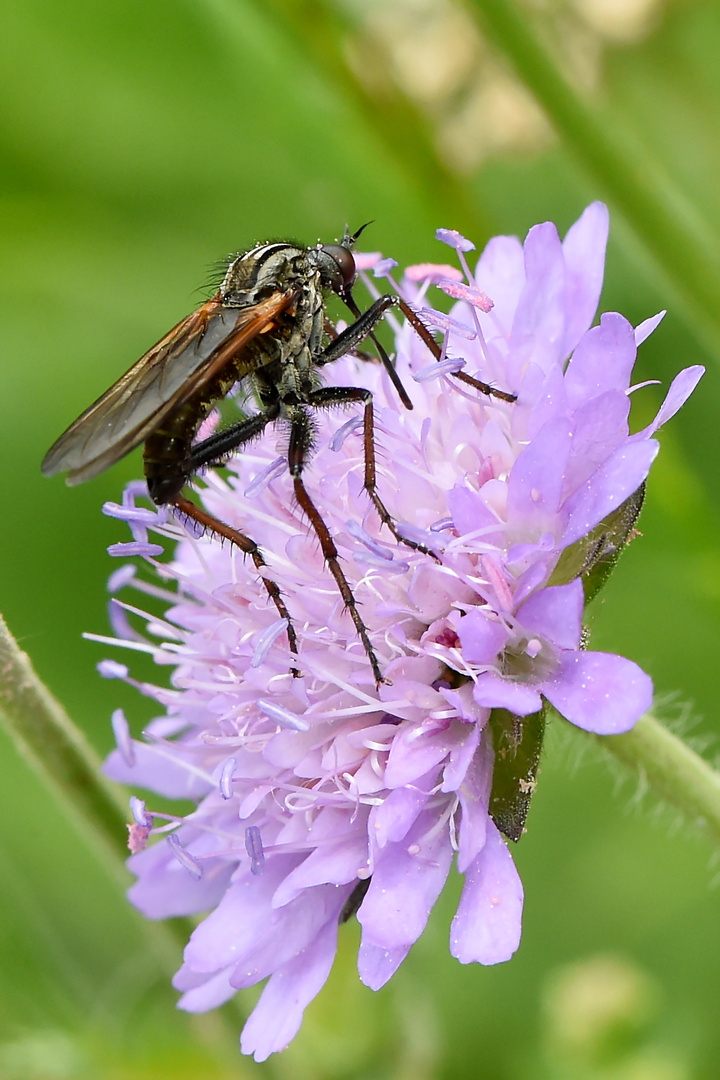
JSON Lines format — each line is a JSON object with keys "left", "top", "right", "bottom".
{"left": 42, "top": 227, "right": 515, "bottom": 685}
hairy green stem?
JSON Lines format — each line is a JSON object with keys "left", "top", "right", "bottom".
{"left": 470, "top": 0, "right": 720, "bottom": 359}
{"left": 585, "top": 711, "right": 720, "bottom": 843}
{"left": 0, "top": 612, "right": 193, "bottom": 970}
{"left": 0, "top": 611, "right": 283, "bottom": 1052}
{"left": 0, "top": 613, "right": 132, "bottom": 872}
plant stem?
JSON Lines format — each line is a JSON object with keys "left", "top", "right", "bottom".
{"left": 583, "top": 711, "right": 720, "bottom": 843}
{"left": 0, "top": 613, "right": 132, "bottom": 871}
{"left": 0, "top": 610, "right": 277, "bottom": 1051}
{"left": 0, "top": 611, "right": 192, "bottom": 970}
{"left": 470, "top": 0, "right": 720, "bottom": 360}
{"left": 238, "top": 0, "right": 491, "bottom": 239}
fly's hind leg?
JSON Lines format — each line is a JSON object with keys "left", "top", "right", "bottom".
{"left": 287, "top": 404, "right": 388, "bottom": 687}
{"left": 170, "top": 495, "right": 298, "bottom": 661}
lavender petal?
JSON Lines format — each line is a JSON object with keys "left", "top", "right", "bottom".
{"left": 450, "top": 820, "right": 523, "bottom": 964}
{"left": 542, "top": 650, "right": 653, "bottom": 734}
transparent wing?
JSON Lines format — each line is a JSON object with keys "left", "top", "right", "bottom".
{"left": 42, "top": 290, "right": 296, "bottom": 484}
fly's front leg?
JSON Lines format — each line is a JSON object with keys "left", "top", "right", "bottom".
{"left": 392, "top": 297, "right": 516, "bottom": 404}
{"left": 307, "top": 385, "right": 439, "bottom": 561}
{"left": 318, "top": 294, "right": 413, "bottom": 410}
{"left": 323, "top": 292, "right": 516, "bottom": 405}
{"left": 324, "top": 318, "right": 378, "bottom": 365}
{"left": 287, "top": 405, "right": 387, "bottom": 687}
{"left": 319, "top": 295, "right": 400, "bottom": 362}
{"left": 177, "top": 403, "right": 300, "bottom": 666}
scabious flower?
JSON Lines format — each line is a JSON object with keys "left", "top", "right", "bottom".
{"left": 100, "top": 203, "right": 703, "bottom": 1061}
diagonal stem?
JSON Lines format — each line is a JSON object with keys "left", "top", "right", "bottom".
{"left": 0, "top": 611, "right": 191, "bottom": 965}
{"left": 0, "top": 610, "right": 285, "bottom": 1055}
{"left": 470, "top": 0, "right": 720, "bottom": 360}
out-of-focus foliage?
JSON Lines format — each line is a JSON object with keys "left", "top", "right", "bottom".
{"left": 0, "top": 0, "right": 718, "bottom": 1076}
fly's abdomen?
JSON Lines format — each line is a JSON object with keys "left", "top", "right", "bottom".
{"left": 143, "top": 359, "right": 256, "bottom": 504}
{"left": 143, "top": 402, "right": 197, "bottom": 505}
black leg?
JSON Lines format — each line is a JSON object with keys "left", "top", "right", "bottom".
{"left": 320, "top": 293, "right": 516, "bottom": 406}
{"left": 317, "top": 295, "right": 398, "bottom": 363}
{"left": 338, "top": 291, "right": 413, "bottom": 410}
{"left": 307, "top": 385, "right": 439, "bottom": 560}
{"left": 188, "top": 404, "right": 280, "bottom": 473}
{"left": 287, "top": 404, "right": 387, "bottom": 687}
{"left": 324, "top": 318, "right": 378, "bottom": 366}
{"left": 318, "top": 294, "right": 413, "bottom": 410}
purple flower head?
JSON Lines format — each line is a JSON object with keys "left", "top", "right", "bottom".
{"left": 101, "top": 204, "right": 702, "bottom": 1060}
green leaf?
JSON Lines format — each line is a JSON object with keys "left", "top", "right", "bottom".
{"left": 488, "top": 704, "right": 546, "bottom": 842}
{"left": 548, "top": 484, "right": 646, "bottom": 603}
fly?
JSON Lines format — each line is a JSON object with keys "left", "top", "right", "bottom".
{"left": 43, "top": 228, "right": 515, "bottom": 686}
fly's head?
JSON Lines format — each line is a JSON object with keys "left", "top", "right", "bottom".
{"left": 308, "top": 223, "right": 373, "bottom": 305}
{"left": 309, "top": 240, "right": 357, "bottom": 302}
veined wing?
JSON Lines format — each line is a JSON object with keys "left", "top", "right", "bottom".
{"left": 42, "top": 289, "right": 297, "bottom": 485}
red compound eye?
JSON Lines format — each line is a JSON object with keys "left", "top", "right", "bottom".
{"left": 320, "top": 244, "right": 357, "bottom": 290}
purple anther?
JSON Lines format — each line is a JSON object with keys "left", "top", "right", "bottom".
{"left": 330, "top": 416, "right": 363, "bottom": 452}
{"left": 436, "top": 228, "right": 476, "bottom": 252}
{"left": 346, "top": 520, "right": 395, "bottom": 559}
{"left": 418, "top": 307, "right": 476, "bottom": 339}
{"left": 166, "top": 833, "right": 203, "bottom": 879}
{"left": 107, "top": 564, "right": 137, "bottom": 593}
{"left": 372, "top": 257, "right": 399, "bottom": 278}
{"left": 256, "top": 698, "right": 309, "bottom": 732}
{"left": 244, "top": 456, "right": 286, "bottom": 498}
{"left": 98, "top": 659, "right": 129, "bottom": 680}
{"left": 180, "top": 514, "right": 205, "bottom": 540}
{"left": 107, "top": 541, "right": 165, "bottom": 558}
{"left": 353, "top": 551, "right": 410, "bottom": 574}
{"left": 245, "top": 825, "right": 265, "bottom": 875}
{"left": 130, "top": 795, "right": 152, "bottom": 827}
{"left": 252, "top": 619, "right": 290, "bottom": 668}
{"left": 122, "top": 481, "right": 150, "bottom": 505}
{"left": 414, "top": 357, "right": 466, "bottom": 383}
{"left": 103, "top": 502, "right": 159, "bottom": 525}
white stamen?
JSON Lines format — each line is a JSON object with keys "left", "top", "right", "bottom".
{"left": 220, "top": 758, "right": 237, "bottom": 799}
{"left": 111, "top": 708, "right": 135, "bottom": 766}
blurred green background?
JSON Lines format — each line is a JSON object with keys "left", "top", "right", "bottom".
{"left": 1, "top": 0, "right": 719, "bottom": 1076}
